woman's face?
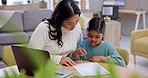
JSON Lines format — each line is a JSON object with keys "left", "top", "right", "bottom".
{"left": 87, "top": 30, "right": 103, "bottom": 46}
{"left": 62, "top": 14, "right": 80, "bottom": 30}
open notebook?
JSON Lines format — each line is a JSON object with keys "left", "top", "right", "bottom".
{"left": 73, "top": 62, "right": 110, "bottom": 76}
{"left": 11, "top": 46, "right": 74, "bottom": 78}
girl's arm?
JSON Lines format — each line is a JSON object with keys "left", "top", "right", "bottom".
{"left": 105, "top": 47, "right": 126, "bottom": 67}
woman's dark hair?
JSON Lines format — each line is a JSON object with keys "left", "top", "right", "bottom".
{"left": 87, "top": 17, "right": 106, "bottom": 40}
{"left": 45, "top": 0, "right": 81, "bottom": 47}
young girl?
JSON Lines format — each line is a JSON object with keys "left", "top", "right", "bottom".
{"left": 69, "top": 17, "right": 126, "bottom": 67}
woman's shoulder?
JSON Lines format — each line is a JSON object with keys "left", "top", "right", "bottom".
{"left": 36, "top": 21, "right": 50, "bottom": 30}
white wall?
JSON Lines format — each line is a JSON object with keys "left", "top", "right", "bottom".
{"left": 89, "top": 0, "right": 103, "bottom": 13}
{"left": 120, "top": 0, "right": 148, "bottom": 10}
{"left": 45, "top": 0, "right": 53, "bottom": 10}
{"left": 119, "top": 0, "right": 148, "bottom": 36}
{"left": 0, "top": 0, "right": 28, "bottom": 5}
{"left": 0, "top": 0, "right": 53, "bottom": 10}
{"left": 88, "top": 0, "right": 148, "bottom": 36}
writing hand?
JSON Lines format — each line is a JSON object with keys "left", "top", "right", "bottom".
{"left": 90, "top": 56, "right": 106, "bottom": 62}
{"left": 72, "top": 48, "right": 87, "bottom": 58}
{"left": 60, "top": 57, "right": 76, "bottom": 66}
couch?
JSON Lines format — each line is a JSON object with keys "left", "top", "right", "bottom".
{"left": 0, "top": 9, "right": 53, "bottom": 58}
{"left": 0, "top": 8, "right": 95, "bottom": 59}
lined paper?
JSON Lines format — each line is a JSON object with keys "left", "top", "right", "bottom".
{"left": 73, "top": 62, "right": 110, "bottom": 76}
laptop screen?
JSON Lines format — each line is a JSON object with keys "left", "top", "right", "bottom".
{"left": 11, "top": 46, "right": 50, "bottom": 76}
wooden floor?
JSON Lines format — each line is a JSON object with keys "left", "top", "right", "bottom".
{"left": 0, "top": 35, "right": 148, "bottom": 76}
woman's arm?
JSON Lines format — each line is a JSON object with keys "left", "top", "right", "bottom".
{"left": 28, "top": 22, "right": 48, "bottom": 49}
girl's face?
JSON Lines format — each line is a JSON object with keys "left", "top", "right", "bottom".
{"left": 62, "top": 14, "right": 79, "bottom": 30}
{"left": 87, "top": 30, "right": 103, "bottom": 46}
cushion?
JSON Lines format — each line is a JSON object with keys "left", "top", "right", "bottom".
{"left": 116, "top": 48, "right": 129, "bottom": 66}
{"left": 2, "top": 46, "right": 16, "bottom": 66}
{"left": 0, "top": 11, "right": 24, "bottom": 32}
{"left": 23, "top": 9, "right": 52, "bottom": 31}
{"left": 26, "top": 31, "right": 33, "bottom": 38}
{"left": 134, "top": 37, "right": 148, "bottom": 54}
{"left": 79, "top": 13, "right": 93, "bottom": 29}
{"left": 0, "top": 32, "right": 29, "bottom": 44}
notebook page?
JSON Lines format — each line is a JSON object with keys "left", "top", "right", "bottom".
{"left": 73, "top": 62, "right": 110, "bottom": 76}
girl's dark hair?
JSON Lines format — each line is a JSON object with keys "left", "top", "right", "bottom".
{"left": 87, "top": 17, "right": 106, "bottom": 40}
{"left": 45, "top": 0, "right": 81, "bottom": 47}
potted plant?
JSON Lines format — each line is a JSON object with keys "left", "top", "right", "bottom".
{"left": 4, "top": 59, "right": 59, "bottom": 78}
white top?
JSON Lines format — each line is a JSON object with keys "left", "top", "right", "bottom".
{"left": 28, "top": 21, "right": 82, "bottom": 64}
{"left": 0, "top": 65, "right": 19, "bottom": 77}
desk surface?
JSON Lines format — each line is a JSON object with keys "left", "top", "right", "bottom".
{"left": 0, "top": 61, "right": 147, "bottom": 78}
{"left": 61, "top": 61, "right": 147, "bottom": 78}
{"left": 119, "top": 9, "right": 147, "bottom": 14}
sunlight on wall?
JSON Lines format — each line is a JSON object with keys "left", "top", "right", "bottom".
{"left": 0, "top": 0, "right": 53, "bottom": 10}
{"left": 0, "top": 0, "right": 26, "bottom": 5}
{"left": 0, "top": 0, "right": 41, "bottom": 5}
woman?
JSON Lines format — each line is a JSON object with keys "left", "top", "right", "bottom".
{"left": 28, "top": 0, "right": 82, "bottom": 66}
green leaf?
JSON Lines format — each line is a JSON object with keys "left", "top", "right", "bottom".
{"left": 19, "top": 69, "right": 26, "bottom": 78}
{"left": 11, "top": 69, "right": 19, "bottom": 78}
{"left": 108, "top": 63, "right": 117, "bottom": 78}
{"left": 34, "top": 59, "right": 58, "bottom": 78}
{"left": 4, "top": 70, "right": 10, "bottom": 78}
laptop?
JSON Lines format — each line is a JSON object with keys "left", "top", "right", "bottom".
{"left": 11, "top": 46, "right": 74, "bottom": 77}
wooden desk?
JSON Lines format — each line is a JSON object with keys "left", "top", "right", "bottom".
{"left": 119, "top": 9, "right": 147, "bottom": 30}
{"left": 61, "top": 61, "right": 147, "bottom": 78}
{"left": 0, "top": 61, "right": 147, "bottom": 78}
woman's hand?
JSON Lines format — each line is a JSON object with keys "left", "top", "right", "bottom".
{"left": 90, "top": 56, "right": 106, "bottom": 62}
{"left": 72, "top": 48, "right": 87, "bottom": 58}
{"left": 60, "top": 56, "right": 76, "bottom": 66}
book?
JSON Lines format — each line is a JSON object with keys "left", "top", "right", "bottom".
{"left": 73, "top": 62, "right": 110, "bottom": 76}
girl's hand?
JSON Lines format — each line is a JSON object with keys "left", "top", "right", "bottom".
{"left": 90, "top": 56, "right": 106, "bottom": 62}
{"left": 72, "top": 48, "right": 87, "bottom": 58}
{"left": 60, "top": 56, "right": 76, "bottom": 66}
